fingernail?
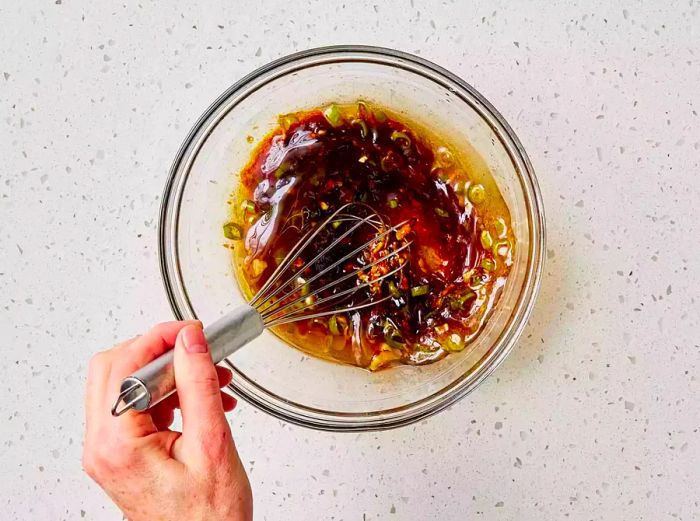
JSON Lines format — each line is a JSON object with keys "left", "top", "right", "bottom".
{"left": 181, "top": 324, "right": 208, "bottom": 353}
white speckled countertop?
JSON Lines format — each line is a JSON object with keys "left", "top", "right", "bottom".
{"left": 1, "top": 1, "right": 699, "bottom": 519}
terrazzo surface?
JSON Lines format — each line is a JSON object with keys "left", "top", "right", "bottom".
{"left": 1, "top": 1, "right": 698, "bottom": 519}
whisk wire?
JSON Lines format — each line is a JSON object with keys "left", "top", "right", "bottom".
{"left": 262, "top": 261, "right": 406, "bottom": 327}
{"left": 255, "top": 219, "right": 411, "bottom": 317}
{"left": 254, "top": 212, "right": 379, "bottom": 315}
{"left": 260, "top": 242, "right": 411, "bottom": 323}
{"left": 264, "top": 295, "right": 393, "bottom": 327}
{"left": 250, "top": 203, "right": 374, "bottom": 308}
{"left": 246, "top": 201, "right": 411, "bottom": 328}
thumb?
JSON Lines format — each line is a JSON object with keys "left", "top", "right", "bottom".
{"left": 172, "top": 324, "right": 232, "bottom": 469}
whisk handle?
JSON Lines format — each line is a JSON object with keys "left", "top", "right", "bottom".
{"left": 111, "top": 305, "right": 264, "bottom": 416}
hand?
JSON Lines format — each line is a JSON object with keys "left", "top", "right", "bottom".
{"left": 83, "top": 321, "right": 253, "bottom": 521}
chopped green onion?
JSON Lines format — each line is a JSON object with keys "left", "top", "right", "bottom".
{"left": 480, "top": 230, "right": 493, "bottom": 249}
{"left": 387, "top": 280, "right": 401, "bottom": 298}
{"left": 449, "top": 291, "right": 475, "bottom": 311}
{"left": 470, "top": 273, "right": 485, "bottom": 289}
{"left": 251, "top": 259, "right": 267, "bottom": 278}
{"left": 331, "top": 220, "right": 342, "bottom": 229}
{"left": 494, "top": 240, "right": 511, "bottom": 258}
{"left": 351, "top": 119, "right": 368, "bottom": 138}
{"left": 435, "top": 146, "right": 454, "bottom": 167}
{"left": 369, "top": 350, "right": 400, "bottom": 371}
{"left": 460, "top": 291, "right": 476, "bottom": 309}
{"left": 435, "top": 207, "right": 449, "bottom": 217}
{"left": 223, "top": 222, "right": 243, "bottom": 240}
{"left": 383, "top": 319, "right": 406, "bottom": 349}
{"left": 329, "top": 315, "right": 341, "bottom": 335}
{"left": 388, "top": 198, "right": 399, "bottom": 209}
{"left": 481, "top": 257, "right": 496, "bottom": 271}
{"left": 444, "top": 333, "right": 465, "bottom": 353}
{"left": 460, "top": 291, "right": 476, "bottom": 304}
{"left": 357, "top": 100, "right": 370, "bottom": 118}
{"left": 468, "top": 183, "right": 486, "bottom": 205}
{"left": 242, "top": 199, "right": 256, "bottom": 213}
{"left": 296, "top": 277, "right": 309, "bottom": 296}
{"left": 423, "top": 309, "right": 439, "bottom": 321}
{"left": 322, "top": 104, "right": 343, "bottom": 127}
{"left": 494, "top": 217, "right": 507, "bottom": 238}
{"left": 390, "top": 130, "right": 411, "bottom": 148}
{"left": 411, "top": 284, "right": 430, "bottom": 297}
{"left": 359, "top": 192, "right": 368, "bottom": 203}
{"left": 278, "top": 114, "right": 298, "bottom": 130}
{"left": 384, "top": 335, "right": 405, "bottom": 350}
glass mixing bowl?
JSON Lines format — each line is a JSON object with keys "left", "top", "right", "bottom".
{"left": 159, "top": 46, "right": 545, "bottom": 431}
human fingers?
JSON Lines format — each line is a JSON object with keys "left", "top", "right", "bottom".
{"left": 171, "top": 325, "right": 233, "bottom": 470}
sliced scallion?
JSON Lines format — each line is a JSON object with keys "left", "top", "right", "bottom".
{"left": 351, "top": 119, "right": 368, "bottom": 138}
{"left": 467, "top": 183, "right": 486, "bottom": 205}
{"left": 481, "top": 257, "right": 496, "bottom": 271}
{"left": 383, "top": 319, "right": 406, "bottom": 349}
{"left": 223, "top": 222, "right": 243, "bottom": 240}
{"left": 387, "top": 280, "right": 401, "bottom": 298}
{"left": 435, "top": 207, "right": 449, "bottom": 217}
{"left": 480, "top": 230, "right": 493, "bottom": 250}
{"left": 449, "top": 291, "right": 475, "bottom": 311}
{"left": 388, "top": 198, "right": 398, "bottom": 209}
{"left": 251, "top": 259, "right": 267, "bottom": 278}
{"left": 411, "top": 284, "right": 430, "bottom": 297}
{"left": 322, "top": 104, "right": 343, "bottom": 128}
{"left": 329, "top": 315, "right": 341, "bottom": 335}
{"left": 278, "top": 114, "right": 298, "bottom": 130}
{"left": 470, "top": 273, "right": 484, "bottom": 289}
{"left": 494, "top": 217, "right": 507, "bottom": 238}
{"left": 435, "top": 146, "right": 454, "bottom": 167}
{"left": 369, "top": 350, "right": 399, "bottom": 371}
{"left": 494, "top": 240, "right": 511, "bottom": 258}
{"left": 390, "top": 130, "right": 411, "bottom": 148}
{"left": 357, "top": 100, "right": 370, "bottom": 118}
{"left": 444, "top": 333, "right": 465, "bottom": 353}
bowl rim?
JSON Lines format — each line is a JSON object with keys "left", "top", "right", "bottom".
{"left": 159, "top": 45, "right": 546, "bottom": 431}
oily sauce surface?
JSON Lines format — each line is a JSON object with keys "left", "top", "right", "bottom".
{"left": 226, "top": 102, "right": 515, "bottom": 370}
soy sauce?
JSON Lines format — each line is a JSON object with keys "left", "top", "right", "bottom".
{"left": 227, "top": 102, "right": 515, "bottom": 370}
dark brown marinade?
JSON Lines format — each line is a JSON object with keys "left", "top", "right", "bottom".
{"left": 227, "top": 102, "right": 515, "bottom": 370}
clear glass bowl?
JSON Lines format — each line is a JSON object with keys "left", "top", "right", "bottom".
{"left": 159, "top": 46, "right": 545, "bottom": 431}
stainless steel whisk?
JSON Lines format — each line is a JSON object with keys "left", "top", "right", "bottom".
{"left": 111, "top": 203, "right": 411, "bottom": 416}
